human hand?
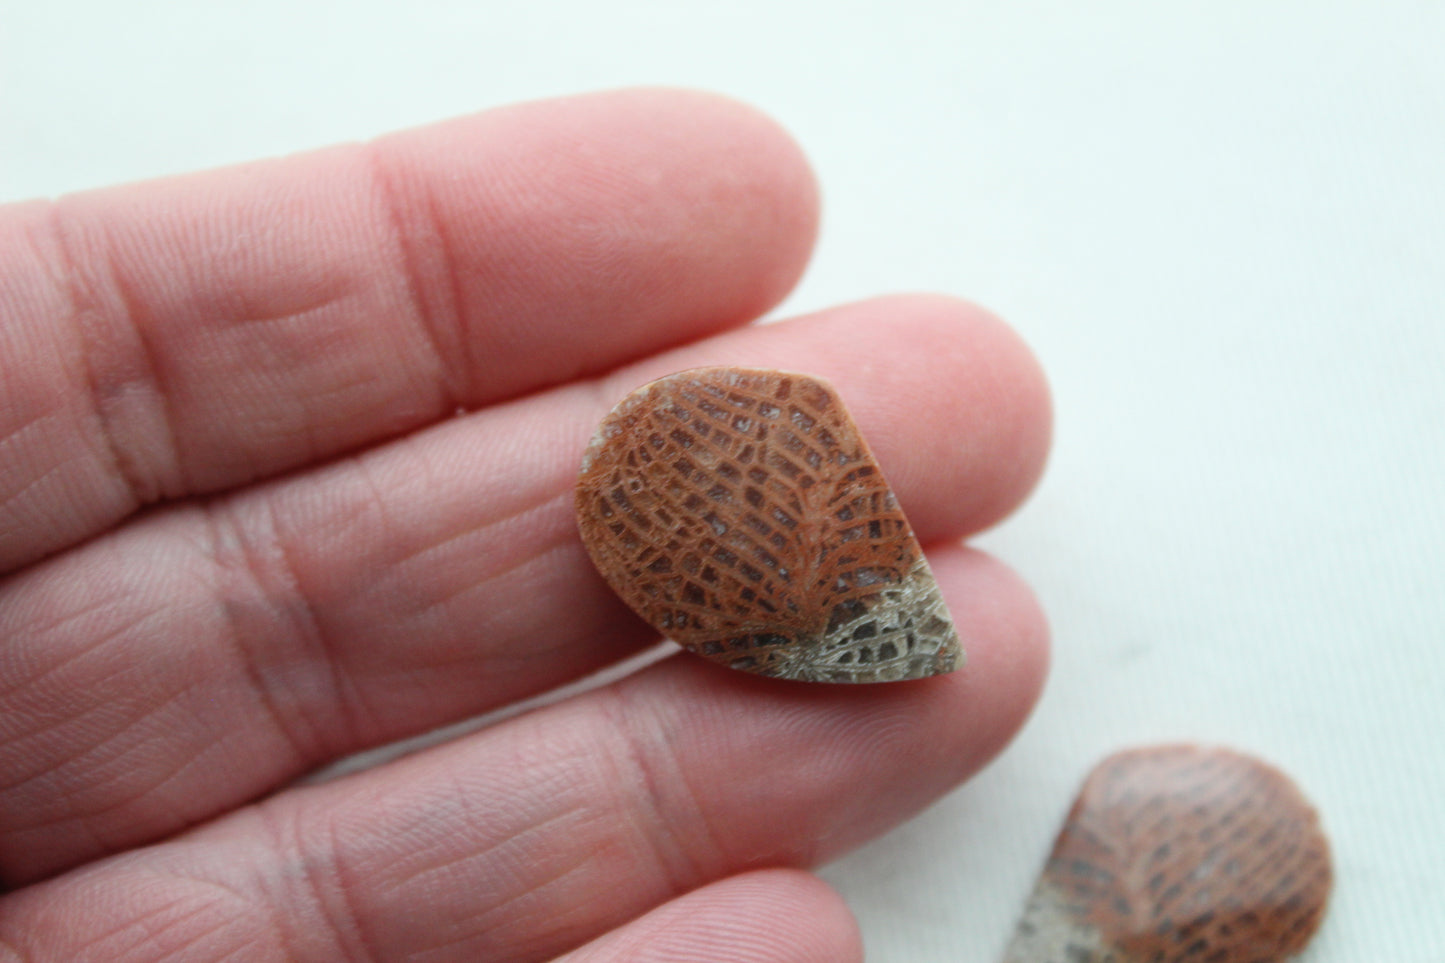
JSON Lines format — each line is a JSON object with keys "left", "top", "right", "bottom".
{"left": 0, "top": 89, "right": 1050, "bottom": 962}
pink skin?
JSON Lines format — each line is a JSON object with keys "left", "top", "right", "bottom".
{"left": 0, "top": 89, "right": 1051, "bottom": 961}
{"left": 554, "top": 870, "right": 865, "bottom": 963}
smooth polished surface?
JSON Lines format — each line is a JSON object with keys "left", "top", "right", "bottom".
{"left": 1002, "top": 745, "right": 1331, "bottom": 963}
{"left": 576, "top": 367, "right": 961, "bottom": 681}
{"left": 5, "top": 3, "right": 1443, "bottom": 959}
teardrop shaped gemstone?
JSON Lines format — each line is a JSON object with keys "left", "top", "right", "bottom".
{"left": 1002, "top": 745, "right": 1332, "bottom": 963}
{"left": 575, "top": 366, "right": 962, "bottom": 682}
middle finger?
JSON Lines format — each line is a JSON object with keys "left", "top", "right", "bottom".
{"left": 0, "top": 295, "right": 1050, "bottom": 884}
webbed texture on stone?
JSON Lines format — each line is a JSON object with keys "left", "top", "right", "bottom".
{"left": 1002, "top": 745, "right": 1333, "bottom": 963}
{"left": 575, "top": 366, "right": 962, "bottom": 682}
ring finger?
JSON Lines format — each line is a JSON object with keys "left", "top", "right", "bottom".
{"left": 0, "top": 541, "right": 1047, "bottom": 962}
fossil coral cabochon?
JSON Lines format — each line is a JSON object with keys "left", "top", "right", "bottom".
{"left": 1002, "top": 744, "right": 1333, "bottom": 963}
{"left": 574, "top": 367, "right": 963, "bottom": 683}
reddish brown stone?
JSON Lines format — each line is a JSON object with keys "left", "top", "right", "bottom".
{"left": 1003, "top": 745, "right": 1333, "bottom": 962}
{"left": 575, "top": 367, "right": 962, "bottom": 682}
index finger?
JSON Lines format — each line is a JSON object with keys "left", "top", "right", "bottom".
{"left": 0, "top": 88, "right": 818, "bottom": 572}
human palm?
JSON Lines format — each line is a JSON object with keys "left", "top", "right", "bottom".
{"left": 0, "top": 89, "right": 1050, "bottom": 961}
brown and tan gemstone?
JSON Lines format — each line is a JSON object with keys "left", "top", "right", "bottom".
{"left": 574, "top": 366, "right": 962, "bottom": 682}
{"left": 1003, "top": 745, "right": 1333, "bottom": 963}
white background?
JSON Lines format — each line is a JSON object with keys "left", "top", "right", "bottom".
{"left": 4, "top": 2, "right": 1443, "bottom": 959}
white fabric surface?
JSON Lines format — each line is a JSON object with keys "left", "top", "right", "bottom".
{"left": 4, "top": 2, "right": 1442, "bottom": 959}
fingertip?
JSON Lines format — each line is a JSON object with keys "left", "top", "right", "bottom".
{"left": 755, "top": 869, "right": 866, "bottom": 963}
{"left": 558, "top": 869, "right": 863, "bottom": 963}
{"left": 372, "top": 86, "right": 821, "bottom": 376}
{"left": 929, "top": 543, "right": 1051, "bottom": 765}
{"left": 853, "top": 292, "right": 1053, "bottom": 534}
{"left": 706, "top": 869, "right": 864, "bottom": 963}
{"left": 607, "top": 88, "right": 822, "bottom": 317}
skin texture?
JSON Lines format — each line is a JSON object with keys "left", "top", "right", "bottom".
{"left": 0, "top": 88, "right": 1052, "bottom": 961}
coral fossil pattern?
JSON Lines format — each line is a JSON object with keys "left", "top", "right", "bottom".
{"left": 575, "top": 367, "right": 962, "bottom": 682}
{"left": 1003, "top": 745, "right": 1333, "bottom": 963}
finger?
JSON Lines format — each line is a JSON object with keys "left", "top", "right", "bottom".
{"left": 0, "top": 87, "right": 818, "bottom": 572}
{"left": 0, "top": 296, "right": 1050, "bottom": 883}
{"left": 554, "top": 870, "right": 862, "bottom": 963}
{"left": 0, "top": 544, "right": 1044, "bottom": 963}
